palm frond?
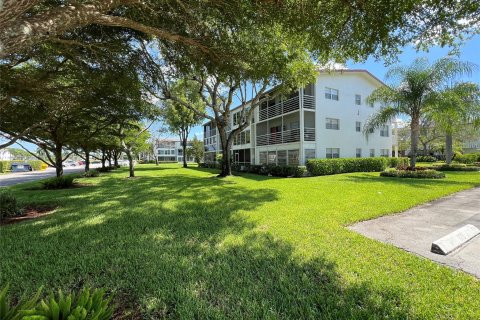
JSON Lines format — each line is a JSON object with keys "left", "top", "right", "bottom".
{"left": 363, "top": 106, "right": 400, "bottom": 139}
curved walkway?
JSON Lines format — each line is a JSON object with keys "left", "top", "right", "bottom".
{"left": 349, "top": 187, "right": 480, "bottom": 278}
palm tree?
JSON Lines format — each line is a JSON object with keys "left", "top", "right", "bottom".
{"left": 430, "top": 82, "right": 480, "bottom": 164}
{"left": 364, "top": 57, "right": 476, "bottom": 169}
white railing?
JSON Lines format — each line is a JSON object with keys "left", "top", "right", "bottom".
{"left": 256, "top": 128, "right": 301, "bottom": 146}
{"left": 304, "top": 127, "right": 315, "bottom": 141}
{"left": 303, "top": 95, "right": 315, "bottom": 109}
{"left": 258, "top": 96, "right": 300, "bottom": 121}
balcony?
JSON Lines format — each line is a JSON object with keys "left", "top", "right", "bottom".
{"left": 258, "top": 95, "right": 315, "bottom": 121}
{"left": 256, "top": 128, "right": 315, "bottom": 146}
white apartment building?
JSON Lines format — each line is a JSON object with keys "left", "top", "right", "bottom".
{"left": 156, "top": 139, "right": 195, "bottom": 163}
{"left": 203, "top": 69, "right": 393, "bottom": 166}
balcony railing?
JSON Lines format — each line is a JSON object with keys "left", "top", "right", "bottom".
{"left": 304, "top": 127, "right": 315, "bottom": 141}
{"left": 303, "top": 95, "right": 315, "bottom": 109}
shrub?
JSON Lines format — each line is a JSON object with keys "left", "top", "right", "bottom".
{"left": 454, "top": 153, "right": 480, "bottom": 164}
{"left": 416, "top": 155, "right": 437, "bottom": 162}
{"left": 248, "top": 165, "right": 263, "bottom": 174}
{"left": 0, "top": 285, "right": 42, "bottom": 320}
{"left": 429, "top": 164, "right": 480, "bottom": 171}
{"left": 27, "top": 160, "right": 46, "bottom": 171}
{"left": 306, "top": 158, "right": 388, "bottom": 176}
{"left": 380, "top": 168, "right": 445, "bottom": 179}
{"left": 41, "top": 175, "right": 77, "bottom": 189}
{"left": 0, "top": 191, "right": 20, "bottom": 220}
{"left": 0, "top": 285, "right": 113, "bottom": 320}
{"left": 96, "top": 166, "right": 115, "bottom": 172}
{"left": 292, "top": 166, "right": 307, "bottom": 177}
{"left": 0, "top": 160, "right": 12, "bottom": 173}
{"left": 84, "top": 170, "right": 100, "bottom": 177}
{"left": 387, "top": 157, "right": 409, "bottom": 168}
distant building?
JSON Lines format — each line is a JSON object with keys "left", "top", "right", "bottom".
{"left": 0, "top": 149, "right": 14, "bottom": 160}
{"left": 463, "top": 139, "right": 480, "bottom": 154}
{"left": 203, "top": 69, "right": 393, "bottom": 166}
{"left": 156, "top": 139, "right": 195, "bottom": 163}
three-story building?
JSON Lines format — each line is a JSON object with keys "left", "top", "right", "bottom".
{"left": 204, "top": 69, "right": 394, "bottom": 166}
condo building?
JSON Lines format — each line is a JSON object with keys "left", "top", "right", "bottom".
{"left": 203, "top": 69, "right": 394, "bottom": 166}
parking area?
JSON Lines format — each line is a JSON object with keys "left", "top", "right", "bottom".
{"left": 0, "top": 164, "right": 100, "bottom": 187}
{"left": 349, "top": 187, "right": 480, "bottom": 278}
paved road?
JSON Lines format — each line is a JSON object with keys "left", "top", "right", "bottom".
{"left": 349, "top": 187, "right": 480, "bottom": 278}
{"left": 0, "top": 165, "right": 100, "bottom": 187}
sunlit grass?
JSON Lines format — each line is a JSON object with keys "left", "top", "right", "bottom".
{"left": 1, "top": 164, "right": 480, "bottom": 319}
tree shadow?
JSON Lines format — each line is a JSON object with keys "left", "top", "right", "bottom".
{"left": 1, "top": 170, "right": 417, "bottom": 318}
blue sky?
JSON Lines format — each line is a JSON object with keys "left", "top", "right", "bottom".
{"left": 181, "top": 35, "right": 480, "bottom": 140}
{"left": 11, "top": 35, "right": 480, "bottom": 150}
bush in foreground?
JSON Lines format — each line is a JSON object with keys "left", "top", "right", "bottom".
{"left": 0, "top": 285, "right": 113, "bottom": 320}
{"left": 0, "top": 191, "right": 20, "bottom": 220}
{"left": 380, "top": 168, "right": 445, "bottom": 179}
{"left": 454, "top": 153, "right": 480, "bottom": 164}
{"left": 41, "top": 175, "right": 77, "bottom": 189}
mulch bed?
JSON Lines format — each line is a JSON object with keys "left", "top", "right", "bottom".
{"left": 1, "top": 204, "right": 58, "bottom": 226}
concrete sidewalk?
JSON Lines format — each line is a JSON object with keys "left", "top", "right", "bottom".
{"left": 349, "top": 187, "right": 480, "bottom": 278}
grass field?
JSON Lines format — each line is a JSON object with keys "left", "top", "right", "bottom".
{"left": 1, "top": 164, "right": 480, "bottom": 319}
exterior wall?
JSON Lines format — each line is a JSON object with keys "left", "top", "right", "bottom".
{"left": 314, "top": 72, "right": 392, "bottom": 160}
{"left": 203, "top": 70, "right": 393, "bottom": 165}
{"left": 156, "top": 140, "right": 194, "bottom": 163}
{"left": 0, "top": 149, "right": 14, "bottom": 161}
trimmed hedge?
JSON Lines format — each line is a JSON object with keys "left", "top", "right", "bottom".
{"left": 306, "top": 158, "right": 389, "bottom": 176}
{"left": 0, "top": 160, "right": 11, "bottom": 173}
{"left": 0, "top": 160, "right": 47, "bottom": 172}
{"left": 428, "top": 164, "right": 480, "bottom": 172}
{"left": 380, "top": 168, "right": 445, "bottom": 179}
{"left": 454, "top": 153, "right": 480, "bottom": 164}
{"left": 387, "top": 157, "right": 409, "bottom": 168}
{"left": 416, "top": 155, "right": 437, "bottom": 162}
{"left": 0, "top": 190, "right": 20, "bottom": 219}
{"left": 41, "top": 175, "right": 77, "bottom": 189}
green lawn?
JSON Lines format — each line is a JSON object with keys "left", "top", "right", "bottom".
{"left": 1, "top": 164, "right": 480, "bottom": 319}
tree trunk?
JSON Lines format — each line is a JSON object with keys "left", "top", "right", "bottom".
{"left": 445, "top": 132, "right": 453, "bottom": 165}
{"left": 54, "top": 146, "right": 63, "bottom": 177}
{"left": 217, "top": 127, "right": 232, "bottom": 177}
{"left": 126, "top": 150, "right": 135, "bottom": 178}
{"left": 182, "top": 138, "right": 188, "bottom": 168}
{"left": 101, "top": 150, "right": 106, "bottom": 169}
{"left": 410, "top": 113, "right": 420, "bottom": 169}
{"left": 108, "top": 156, "right": 112, "bottom": 168}
{"left": 85, "top": 150, "right": 90, "bottom": 172}
{"left": 113, "top": 150, "right": 119, "bottom": 167}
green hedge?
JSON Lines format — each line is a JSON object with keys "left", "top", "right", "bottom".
{"left": 0, "top": 160, "right": 46, "bottom": 172}
{"left": 454, "top": 153, "right": 480, "bottom": 164}
{"left": 428, "top": 164, "right": 480, "bottom": 172}
{"left": 387, "top": 157, "right": 409, "bottom": 168}
{"left": 0, "top": 160, "right": 11, "bottom": 173}
{"left": 380, "top": 168, "right": 445, "bottom": 179}
{"left": 306, "top": 158, "right": 390, "bottom": 176}
{"left": 416, "top": 155, "right": 437, "bottom": 162}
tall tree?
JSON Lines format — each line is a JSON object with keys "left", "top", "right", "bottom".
{"left": 430, "top": 82, "right": 480, "bottom": 164}
{"left": 364, "top": 57, "right": 475, "bottom": 168}
{"left": 163, "top": 80, "right": 204, "bottom": 168}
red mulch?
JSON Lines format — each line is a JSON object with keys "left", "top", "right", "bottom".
{"left": 1, "top": 205, "right": 57, "bottom": 226}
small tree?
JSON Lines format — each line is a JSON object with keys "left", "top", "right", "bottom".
{"left": 188, "top": 136, "right": 204, "bottom": 164}
{"left": 119, "top": 123, "right": 152, "bottom": 178}
{"left": 163, "top": 80, "right": 204, "bottom": 168}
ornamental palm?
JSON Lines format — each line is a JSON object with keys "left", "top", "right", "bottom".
{"left": 364, "top": 57, "right": 476, "bottom": 168}
{"left": 429, "top": 82, "right": 480, "bottom": 164}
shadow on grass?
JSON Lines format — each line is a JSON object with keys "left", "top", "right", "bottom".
{"left": 1, "top": 170, "right": 415, "bottom": 318}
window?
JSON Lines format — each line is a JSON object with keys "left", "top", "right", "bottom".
{"left": 245, "top": 130, "right": 251, "bottom": 144}
{"left": 325, "top": 87, "right": 339, "bottom": 101}
{"left": 305, "top": 149, "right": 316, "bottom": 162}
{"left": 304, "top": 83, "right": 315, "bottom": 96}
{"left": 326, "top": 118, "right": 340, "bottom": 130}
{"left": 355, "top": 121, "right": 361, "bottom": 132}
{"left": 326, "top": 148, "right": 340, "bottom": 158}
{"left": 277, "top": 150, "right": 287, "bottom": 166}
{"left": 268, "top": 151, "right": 277, "bottom": 164}
{"left": 259, "top": 151, "right": 267, "bottom": 165}
{"left": 288, "top": 150, "right": 299, "bottom": 165}
{"left": 369, "top": 127, "right": 374, "bottom": 134}
{"left": 380, "top": 125, "right": 389, "bottom": 137}
{"left": 368, "top": 102, "right": 374, "bottom": 108}
{"left": 356, "top": 148, "right": 362, "bottom": 158}
{"left": 233, "top": 112, "right": 241, "bottom": 126}
{"left": 380, "top": 149, "right": 389, "bottom": 157}
{"left": 370, "top": 149, "right": 375, "bottom": 157}
{"left": 355, "top": 94, "right": 361, "bottom": 105}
